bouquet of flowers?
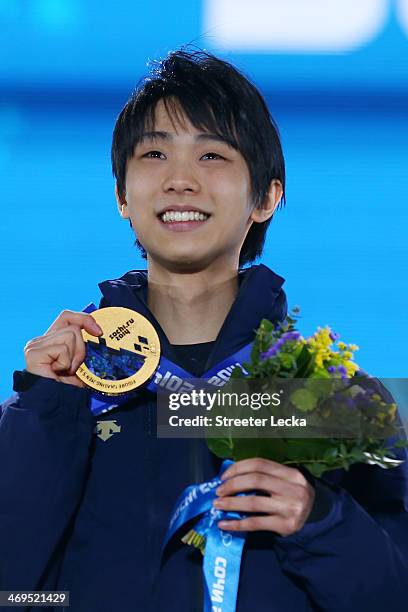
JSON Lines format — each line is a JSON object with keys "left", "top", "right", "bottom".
{"left": 206, "top": 308, "right": 406, "bottom": 477}
{"left": 172, "top": 309, "right": 407, "bottom": 609}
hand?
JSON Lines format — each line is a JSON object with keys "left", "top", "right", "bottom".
{"left": 213, "top": 458, "right": 315, "bottom": 536}
{"left": 24, "top": 310, "right": 102, "bottom": 388}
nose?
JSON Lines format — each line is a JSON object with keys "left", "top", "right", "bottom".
{"left": 162, "top": 161, "right": 201, "bottom": 194}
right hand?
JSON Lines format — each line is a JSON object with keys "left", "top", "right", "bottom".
{"left": 24, "top": 310, "right": 103, "bottom": 387}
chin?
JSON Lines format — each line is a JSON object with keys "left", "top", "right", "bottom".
{"left": 155, "top": 250, "right": 212, "bottom": 273}
{"left": 170, "top": 257, "right": 207, "bottom": 272}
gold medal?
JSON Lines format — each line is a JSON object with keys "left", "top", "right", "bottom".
{"left": 76, "top": 306, "right": 161, "bottom": 395}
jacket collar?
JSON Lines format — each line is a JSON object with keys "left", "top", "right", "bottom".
{"left": 98, "top": 264, "right": 287, "bottom": 370}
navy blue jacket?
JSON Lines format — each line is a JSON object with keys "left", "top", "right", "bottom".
{"left": 1, "top": 264, "right": 408, "bottom": 611}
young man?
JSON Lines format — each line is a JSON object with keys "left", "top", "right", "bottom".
{"left": 1, "top": 50, "right": 407, "bottom": 611}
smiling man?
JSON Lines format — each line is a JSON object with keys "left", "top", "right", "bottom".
{"left": 1, "top": 49, "right": 408, "bottom": 612}
{"left": 115, "top": 97, "right": 282, "bottom": 345}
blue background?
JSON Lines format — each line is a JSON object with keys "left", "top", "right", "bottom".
{"left": 1, "top": 0, "right": 407, "bottom": 400}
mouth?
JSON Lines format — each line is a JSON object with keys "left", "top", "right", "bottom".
{"left": 158, "top": 209, "right": 210, "bottom": 223}
{"left": 157, "top": 209, "right": 211, "bottom": 231}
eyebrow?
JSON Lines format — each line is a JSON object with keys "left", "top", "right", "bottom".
{"left": 138, "top": 131, "right": 234, "bottom": 146}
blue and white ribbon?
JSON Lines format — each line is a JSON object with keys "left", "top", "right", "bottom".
{"left": 163, "top": 460, "right": 246, "bottom": 612}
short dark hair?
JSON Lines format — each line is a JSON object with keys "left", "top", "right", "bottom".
{"left": 111, "top": 48, "right": 286, "bottom": 266}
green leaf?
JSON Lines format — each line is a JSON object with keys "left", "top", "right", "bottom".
{"left": 323, "top": 447, "right": 339, "bottom": 461}
{"left": 279, "top": 352, "right": 297, "bottom": 370}
{"left": 305, "top": 377, "right": 333, "bottom": 398}
{"left": 284, "top": 438, "right": 331, "bottom": 461}
{"left": 206, "top": 437, "right": 233, "bottom": 459}
{"left": 290, "top": 388, "right": 317, "bottom": 412}
{"left": 339, "top": 443, "right": 347, "bottom": 456}
{"left": 295, "top": 345, "right": 314, "bottom": 377}
{"left": 259, "top": 318, "right": 276, "bottom": 333}
{"left": 306, "top": 462, "right": 327, "bottom": 478}
{"left": 349, "top": 447, "right": 366, "bottom": 462}
{"left": 394, "top": 439, "right": 408, "bottom": 449}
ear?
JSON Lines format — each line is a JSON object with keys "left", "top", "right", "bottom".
{"left": 115, "top": 183, "right": 130, "bottom": 219}
{"left": 250, "top": 180, "right": 283, "bottom": 223}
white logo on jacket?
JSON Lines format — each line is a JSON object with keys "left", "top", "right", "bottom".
{"left": 94, "top": 420, "right": 121, "bottom": 442}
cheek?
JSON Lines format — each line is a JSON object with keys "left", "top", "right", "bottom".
{"left": 125, "top": 180, "right": 157, "bottom": 221}
{"left": 129, "top": 209, "right": 152, "bottom": 240}
{"left": 126, "top": 166, "right": 159, "bottom": 199}
{"left": 212, "top": 165, "right": 252, "bottom": 203}
{"left": 216, "top": 178, "right": 253, "bottom": 225}
{"left": 122, "top": 197, "right": 151, "bottom": 237}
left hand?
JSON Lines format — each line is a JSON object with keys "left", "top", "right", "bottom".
{"left": 213, "top": 458, "right": 315, "bottom": 536}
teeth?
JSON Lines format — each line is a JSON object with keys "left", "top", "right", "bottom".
{"left": 160, "top": 210, "right": 209, "bottom": 223}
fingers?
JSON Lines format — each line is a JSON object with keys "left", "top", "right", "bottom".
{"left": 214, "top": 458, "right": 315, "bottom": 536}
{"left": 26, "top": 344, "right": 71, "bottom": 373}
{"left": 213, "top": 493, "right": 293, "bottom": 517}
{"left": 45, "top": 310, "right": 102, "bottom": 336}
{"left": 45, "top": 327, "right": 88, "bottom": 374}
{"left": 221, "top": 458, "right": 307, "bottom": 487}
{"left": 25, "top": 328, "right": 79, "bottom": 371}
{"left": 24, "top": 310, "right": 103, "bottom": 380}
{"left": 218, "top": 515, "right": 292, "bottom": 534}
{"left": 58, "top": 373, "right": 87, "bottom": 388}
{"left": 24, "top": 318, "right": 99, "bottom": 379}
{"left": 216, "top": 472, "right": 302, "bottom": 500}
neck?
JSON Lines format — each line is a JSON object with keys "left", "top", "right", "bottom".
{"left": 147, "top": 259, "right": 240, "bottom": 344}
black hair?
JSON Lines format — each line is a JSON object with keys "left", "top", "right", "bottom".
{"left": 111, "top": 48, "right": 286, "bottom": 266}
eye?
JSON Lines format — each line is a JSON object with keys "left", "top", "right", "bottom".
{"left": 142, "top": 150, "right": 166, "bottom": 159}
{"left": 201, "top": 152, "right": 226, "bottom": 161}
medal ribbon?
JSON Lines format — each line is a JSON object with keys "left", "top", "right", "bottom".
{"left": 163, "top": 460, "right": 246, "bottom": 612}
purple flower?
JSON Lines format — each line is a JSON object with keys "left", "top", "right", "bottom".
{"left": 261, "top": 331, "right": 301, "bottom": 360}
{"left": 338, "top": 365, "right": 347, "bottom": 375}
{"left": 327, "top": 365, "right": 337, "bottom": 373}
{"left": 329, "top": 331, "right": 340, "bottom": 342}
{"left": 281, "top": 331, "right": 301, "bottom": 344}
{"left": 261, "top": 347, "right": 277, "bottom": 359}
{"left": 261, "top": 343, "right": 280, "bottom": 359}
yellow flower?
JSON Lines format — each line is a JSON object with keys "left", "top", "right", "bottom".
{"left": 307, "top": 327, "right": 361, "bottom": 376}
{"left": 344, "top": 362, "right": 359, "bottom": 376}
{"left": 389, "top": 403, "right": 397, "bottom": 419}
{"left": 315, "top": 354, "right": 324, "bottom": 369}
